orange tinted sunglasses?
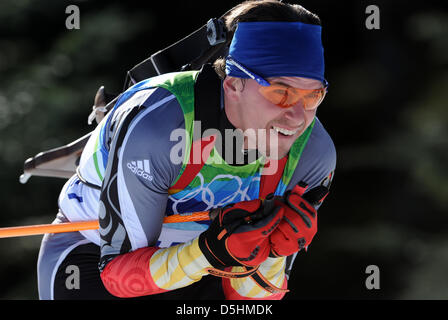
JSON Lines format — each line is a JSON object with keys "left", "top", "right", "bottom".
{"left": 259, "top": 83, "right": 327, "bottom": 110}
{"left": 227, "top": 56, "right": 328, "bottom": 110}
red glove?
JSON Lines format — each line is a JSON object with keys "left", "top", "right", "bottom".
{"left": 198, "top": 198, "right": 284, "bottom": 273}
{"left": 269, "top": 184, "right": 319, "bottom": 257}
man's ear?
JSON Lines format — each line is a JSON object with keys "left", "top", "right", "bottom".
{"left": 223, "top": 77, "right": 244, "bottom": 100}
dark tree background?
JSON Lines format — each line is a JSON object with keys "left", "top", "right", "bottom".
{"left": 0, "top": 0, "right": 446, "bottom": 299}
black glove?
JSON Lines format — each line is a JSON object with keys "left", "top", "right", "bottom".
{"left": 198, "top": 197, "right": 283, "bottom": 277}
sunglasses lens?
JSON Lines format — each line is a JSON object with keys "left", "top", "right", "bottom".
{"left": 302, "top": 88, "right": 326, "bottom": 110}
{"left": 258, "top": 85, "right": 296, "bottom": 108}
{"left": 259, "top": 84, "right": 326, "bottom": 110}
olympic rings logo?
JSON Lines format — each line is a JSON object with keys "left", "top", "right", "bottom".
{"left": 168, "top": 173, "right": 261, "bottom": 215}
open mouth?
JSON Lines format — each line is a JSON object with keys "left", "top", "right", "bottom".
{"left": 271, "top": 125, "right": 299, "bottom": 137}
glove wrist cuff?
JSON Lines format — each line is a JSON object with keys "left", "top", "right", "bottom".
{"left": 198, "top": 232, "right": 231, "bottom": 269}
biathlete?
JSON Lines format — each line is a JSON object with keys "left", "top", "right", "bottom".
{"left": 37, "top": 0, "right": 336, "bottom": 300}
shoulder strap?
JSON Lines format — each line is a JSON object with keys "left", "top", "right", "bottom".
{"left": 193, "top": 64, "right": 222, "bottom": 135}
{"left": 168, "top": 64, "right": 222, "bottom": 193}
{"left": 259, "top": 157, "right": 288, "bottom": 199}
{"left": 168, "top": 135, "right": 216, "bottom": 195}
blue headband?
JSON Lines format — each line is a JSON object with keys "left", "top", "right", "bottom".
{"left": 226, "top": 22, "right": 326, "bottom": 84}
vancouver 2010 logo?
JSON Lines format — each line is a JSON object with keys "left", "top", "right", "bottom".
{"left": 168, "top": 173, "right": 260, "bottom": 215}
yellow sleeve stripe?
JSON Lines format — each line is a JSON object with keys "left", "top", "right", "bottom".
{"left": 150, "top": 249, "right": 170, "bottom": 280}
{"left": 149, "top": 238, "right": 211, "bottom": 290}
{"left": 259, "top": 257, "right": 286, "bottom": 279}
{"left": 230, "top": 277, "right": 272, "bottom": 298}
{"left": 246, "top": 282, "right": 267, "bottom": 298}
{"left": 151, "top": 248, "right": 175, "bottom": 283}
{"left": 178, "top": 238, "right": 209, "bottom": 277}
{"left": 229, "top": 257, "right": 287, "bottom": 298}
{"left": 228, "top": 267, "right": 246, "bottom": 291}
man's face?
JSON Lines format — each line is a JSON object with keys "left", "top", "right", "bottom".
{"left": 224, "top": 76, "right": 323, "bottom": 159}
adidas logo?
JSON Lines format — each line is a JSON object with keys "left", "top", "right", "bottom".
{"left": 127, "top": 159, "right": 153, "bottom": 181}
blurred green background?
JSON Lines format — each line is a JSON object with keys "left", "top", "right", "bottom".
{"left": 0, "top": 0, "right": 446, "bottom": 299}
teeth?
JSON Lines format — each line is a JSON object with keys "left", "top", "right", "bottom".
{"left": 272, "top": 126, "right": 298, "bottom": 136}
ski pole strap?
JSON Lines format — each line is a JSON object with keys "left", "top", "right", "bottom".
{"left": 250, "top": 269, "right": 289, "bottom": 294}
{"left": 209, "top": 266, "right": 289, "bottom": 294}
{"left": 205, "top": 266, "right": 259, "bottom": 279}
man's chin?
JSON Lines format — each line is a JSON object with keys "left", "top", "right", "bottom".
{"left": 262, "top": 144, "right": 290, "bottom": 160}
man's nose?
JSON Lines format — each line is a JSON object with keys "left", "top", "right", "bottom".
{"left": 283, "top": 100, "right": 305, "bottom": 122}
